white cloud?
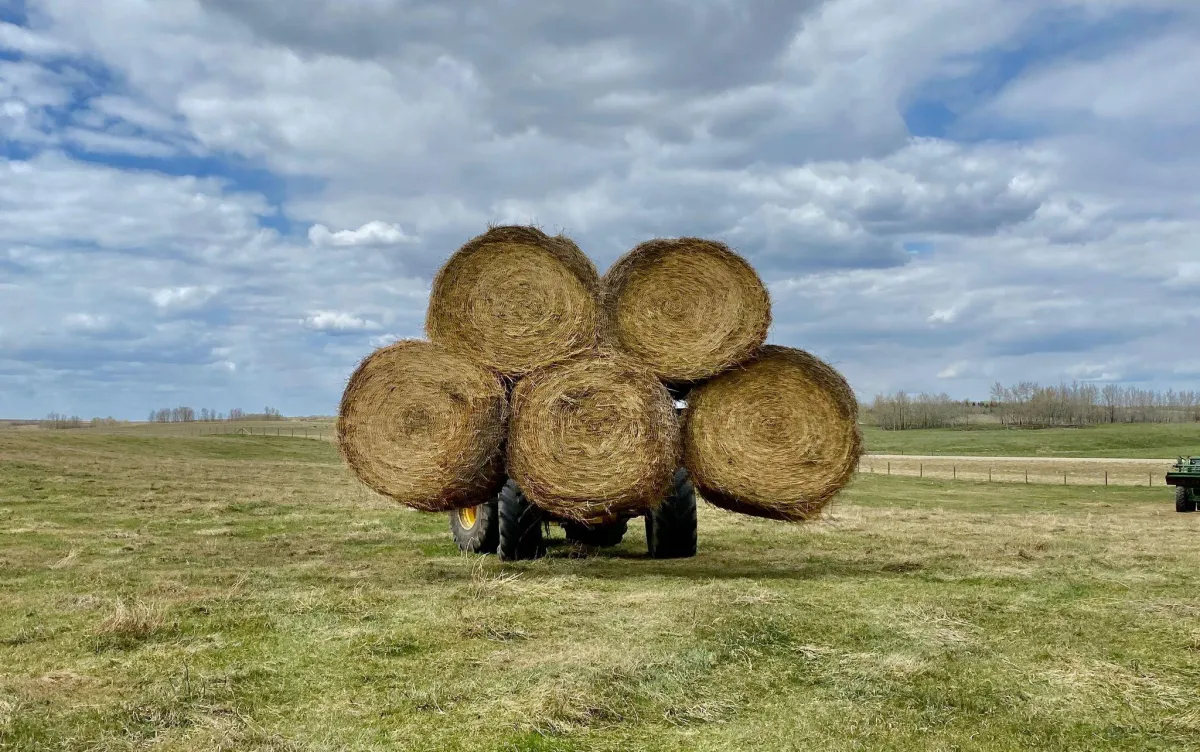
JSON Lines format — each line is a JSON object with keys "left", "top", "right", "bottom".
{"left": 0, "top": 21, "right": 76, "bottom": 58}
{"left": 0, "top": 153, "right": 271, "bottom": 255}
{"left": 308, "top": 221, "right": 415, "bottom": 248}
{"left": 368, "top": 333, "right": 401, "bottom": 348}
{"left": 302, "top": 311, "right": 382, "bottom": 333}
{"left": 2, "top": 0, "right": 1199, "bottom": 417}
{"left": 937, "top": 362, "right": 965, "bottom": 379}
{"left": 929, "top": 307, "right": 960, "bottom": 325}
{"left": 151, "top": 286, "right": 218, "bottom": 310}
{"left": 64, "top": 127, "right": 179, "bottom": 158}
{"left": 987, "top": 32, "right": 1200, "bottom": 130}
{"left": 63, "top": 313, "right": 113, "bottom": 332}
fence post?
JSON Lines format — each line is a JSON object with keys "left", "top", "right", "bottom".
{"left": 920, "top": 463, "right": 923, "bottom": 478}
{"left": 1025, "top": 469, "right": 1028, "bottom": 484}
{"left": 1064, "top": 471, "right": 1067, "bottom": 486}
{"left": 887, "top": 462, "right": 891, "bottom": 476}
{"left": 1105, "top": 471, "right": 1108, "bottom": 487}
{"left": 988, "top": 468, "right": 992, "bottom": 482}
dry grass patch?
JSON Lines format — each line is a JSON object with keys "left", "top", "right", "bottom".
{"left": 92, "top": 601, "right": 173, "bottom": 651}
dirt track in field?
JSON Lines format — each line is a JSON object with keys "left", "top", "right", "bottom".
{"left": 859, "top": 454, "right": 1177, "bottom": 487}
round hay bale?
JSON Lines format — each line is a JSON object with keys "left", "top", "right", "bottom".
{"left": 426, "top": 225, "right": 601, "bottom": 377}
{"left": 508, "top": 350, "right": 680, "bottom": 523}
{"left": 602, "top": 237, "right": 771, "bottom": 383}
{"left": 336, "top": 339, "right": 508, "bottom": 512}
{"left": 683, "top": 346, "right": 862, "bottom": 521}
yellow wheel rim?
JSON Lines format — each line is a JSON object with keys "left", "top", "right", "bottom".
{"left": 458, "top": 506, "right": 478, "bottom": 529}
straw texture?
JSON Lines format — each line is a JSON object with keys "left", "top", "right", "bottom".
{"left": 336, "top": 339, "right": 508, "bottom": 511}
{"left": 508, "top": 350, "right": 680, "bottom": 523}
{"left": 426, "top": 225, "right": 601, "bottom": 377}
{"left": 683, "top": 346, "right": 862, "bottom": 521}
{"left": 602, "top": 237, "right": 770, "bottom": 383}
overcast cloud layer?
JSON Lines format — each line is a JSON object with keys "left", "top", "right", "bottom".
{"left": 2, "top": 0, "right": 1199, "bottom": 419}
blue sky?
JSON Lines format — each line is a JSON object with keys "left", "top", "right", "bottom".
{"left": 2, "top": 0, "right": 1199, "bottom": 420}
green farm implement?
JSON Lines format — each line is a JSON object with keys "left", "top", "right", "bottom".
{"left": 1165, "top": 457, "right": 1200, "bottom": 513}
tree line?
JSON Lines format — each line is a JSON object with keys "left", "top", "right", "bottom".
{"left": 43, "top": 415, "right": 126, "bottom": 429}
{"left": 146, "top": 406, "right": 283, "bottom": 423}
{"left": 41, "top": 407, "right": 285, "bottom": 429}
{"left": 866, "top": 382, "right": 1200, "bottom": 430}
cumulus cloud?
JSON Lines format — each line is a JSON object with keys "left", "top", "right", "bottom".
{"left": 0, "top": 0, "right": 1197, "bottom": 417}
{"left": 368, "top": 333, "right": 401, "bottom": 348}
{"left": 63, "top": 313, "right": 113, "bottom": 333}
{"left": 302, "top": 311, "right": 382, "bottom": 333}
{"left": 151, "top": 286, "right": 219, "bottom": 310}
{"left": 308, "top": 221, "right": 415, "bottom": 248}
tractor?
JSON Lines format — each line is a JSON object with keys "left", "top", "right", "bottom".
{"left": 1166, "top": 456, "right": 1200, "bottom": 513}
{"left": 448, "top": 391, "right": 698, "bottom": 561}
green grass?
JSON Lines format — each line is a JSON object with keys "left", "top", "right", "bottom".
{"left": 2, "top": 432, "right": 1199, "bottom": 751}
{"left": 863, "top": 422, "right": 1200, "bottom": 458}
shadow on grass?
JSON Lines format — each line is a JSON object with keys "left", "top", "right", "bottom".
{"left": 427, "top": 547, "right": 929, "bottom": 582}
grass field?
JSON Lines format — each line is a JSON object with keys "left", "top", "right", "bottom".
{"left": 27, "top": 419, "right": 1200, "bottom": 461}
{"left": 861, "top": 422, "right": 1200, "bottom": 459}
{"left": 857, "top": 456, "right": 1175, "bottom": 487}
{"left": 3, "top": 431, "right": 1199, "bottom": 751}
{"left": 19, "top": 419, "right": 339, "bottom": 440}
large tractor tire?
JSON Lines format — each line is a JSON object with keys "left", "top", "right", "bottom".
{"left": 449, "top": 501, "right": 499, "bottom": 554}
{"left": 1176, "top": 486, "right": 1197, "bottom": 513}
{"left": 498, "top": 479, "right": 545, "bottom": 561}
{"left": 646, "top": 468, "right": 697, "bottom": 559}
{"left": 563, "top": 518, "right": 629, "bottom": 548}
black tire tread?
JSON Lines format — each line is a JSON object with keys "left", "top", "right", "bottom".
{"left": 646, "top": 468, "right": 698, "bottom": 559}
{"left": 449, "top": 500, "right": 499, "bottom": 554}
{"left": 1176, "top": 486, "right": 1196, "bottom": 513}
{"left": 498, "top": 480, "right": 545, "bottom": 560}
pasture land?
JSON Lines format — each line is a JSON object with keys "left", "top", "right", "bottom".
{"left": 26, "top": 419, "right": 1200, "bottom": 459}
{"left": 861, "top": 422, "right": 1200, "bottom": 459}
{"left": 76, "top": 419, "right": 337, "bottom": 440}
{"left": 858, "top": 455, "right": 1176, "bottom": 487}
{"left": 2, "top": 431, "right": 1199, "bottom": 751}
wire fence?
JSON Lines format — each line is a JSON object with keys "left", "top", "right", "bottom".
{"left": 35, "top": 424, "right": 337, "bottom": 441}
{"left": 856, "top": 458, "right": 1172, "bottom": 487}
{"left": 176, "top": 425, "right": 334, "bottom": 441}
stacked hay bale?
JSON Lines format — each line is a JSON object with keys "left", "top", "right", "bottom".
{"left": 507, "top": 350, "right": 679, "bottom": 523}
{"left": 337, "top": 224, "right": 861, "bottom": 524}
{"left": 338, "top": 225, "right": 677, "bottom": 521}
{"left": 336, "top": 340, "right": 508, "bottom": 511}
{"left": 601, "top": 238, "right": 771, "bottom": 384}
{"left": 681, "top": 347, "right": 862, "bottom": 521}
{"left": 600, "top": 238, "right": 862, "bottom": 522}
{"left": 425, "top": 225, "right": 601, "bottom": 377}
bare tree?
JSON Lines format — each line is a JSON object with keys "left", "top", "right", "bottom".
{"left": 870, "top": 381, "right": 1200, "bottom": 429}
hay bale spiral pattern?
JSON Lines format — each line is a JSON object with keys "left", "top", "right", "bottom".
{"left": 508, "top": 351, "right": 680, "bottom": 523}
{"left": 426, "top": 225, "right": 601, "bottom": 377}
{"left": 683, "top": 346, "right": 862, "bottom": 521}
{"left": 602, "top": 238, "right": 771, "bottom": 383}
{"left": 336, "top": 339, "right": 508, "bottom": 512}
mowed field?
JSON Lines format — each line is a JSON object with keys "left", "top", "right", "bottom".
{"left": 2, "top": 429, "right": 1200, "bottom": 751}
{"left": 860, "top": 424, "right": 1200, "bottom": 486}
{"left": 34, "top": 420, "right": 1200, "bottom": 487}
{"left": 861, "top": 422, "right": 1200, "bottom": 459}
